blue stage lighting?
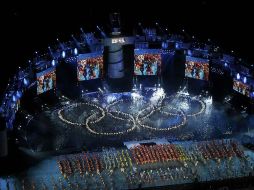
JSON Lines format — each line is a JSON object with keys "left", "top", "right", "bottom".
{"left": 187, "top": 50, "right": 192, "bottom": 56}
{"left": 12, "top": 95, "right": 16, "bottom": 102}
{"left": 51, "top": 60, "right": 56, "bottom": 67}
{"left": 62, "top": 51, "right": 66, "bottom": 58}
{"left": 23, "top": 78, "right": 29, "bottom": 86}
{"left": 243, "top": 77, "right": 247, "bottom": 84}
{"left": 74, "top": 48, "right": 78, "bottom": 55}
{"left": 16, "top": 91, "right": 22, "bottom": 99}
{"left": 237, "top": 73, "right": 240, "bottom": 80}
{"left": 162, "top": 42, "right": 168, "bottom": 49}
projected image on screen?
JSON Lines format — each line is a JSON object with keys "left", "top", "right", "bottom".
{"left": 77, "top": 53, "right": 103, "bottom": 81}
{"left": 185, "top": 57, "right": 209, "bottom": 81}
{"left": 36, "top": 67, "right": 56, "bottom": 95}
{"left": 134, "top": 49, "right": 161, "bottom": 75}
{"left": 233, "top": 79, "right": 250, "bottom": 97}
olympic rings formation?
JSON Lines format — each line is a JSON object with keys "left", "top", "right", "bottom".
{"left": 57, "top": 94, "right": 206, "bottom": 136}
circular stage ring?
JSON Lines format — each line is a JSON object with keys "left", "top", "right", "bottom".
{"left": 136, "top": 105, "right": 187, "bottom": 131}
{"left": 162, "top": 95, "right": 206, "bottom": 117}
{"left": 58, "top": 102, "right": 105, "bottom": 126}
{"left": 85, "top": 110, "right": 136, "bottom": 136}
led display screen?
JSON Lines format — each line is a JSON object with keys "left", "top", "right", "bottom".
{"left": 77, "top": 52, "right": 103, "bottom": 81}
{"left": 233, "top": 79, "right": 250, "bottom": 97}
{"left": 36, "top": 67, "right": 56, "bottom": 95}
{"left": 185, "top": 56, "right": 209, "bottom": 81}
{"left": 134, "top": 49, "right": 161, "bottom": 76}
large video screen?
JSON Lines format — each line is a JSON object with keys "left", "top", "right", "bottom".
{"left": 77, "top": 53, "right": 103, "bottom": 81}
{"left": 185, "top": 56, "right": 209, "bottom": 81}
{"left": 233, "top": 79, "right": 250, "bottom": 97}
{"left": 134, "top": 49, "right": 161, "bottom": 75}
{"left": 36, "top": 67, "right": 56, "bottom": 95}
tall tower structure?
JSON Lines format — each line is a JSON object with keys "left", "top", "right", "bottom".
{"left": 106, "top": 13, "right": 125, "bottom": 79}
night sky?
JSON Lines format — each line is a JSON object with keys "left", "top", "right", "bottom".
{"left": 2, "top": 0, "right": 254, "bottom": 95}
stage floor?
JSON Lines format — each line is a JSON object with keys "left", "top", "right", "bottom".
{"left": 19, "top": 88, "right": 254, "bottom": 152}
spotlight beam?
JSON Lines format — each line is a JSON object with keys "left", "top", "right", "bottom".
{"left": 96, "top": 25, "right": 107, "bottom": 38}
{"left": 71, "top": 34, "right": 81, "bottom": 48}
{"left": 57, "top": 38, "right": 65, "bottom": 50}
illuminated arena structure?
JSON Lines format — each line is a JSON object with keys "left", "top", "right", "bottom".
{"left": 1, "top": 13, "right": 254, "bottom": 189}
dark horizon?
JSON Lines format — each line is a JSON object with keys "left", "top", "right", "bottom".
{"left": 2, "top": 0, "right": 254, "bottom": 94}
